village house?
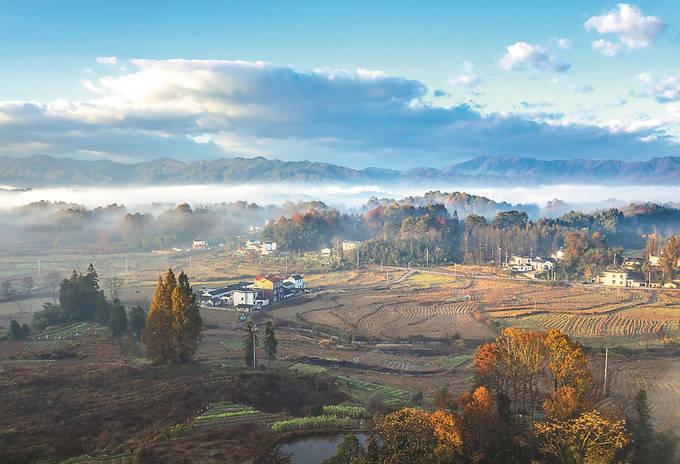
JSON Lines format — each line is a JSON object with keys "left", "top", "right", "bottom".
{"left": 284, "top": 275, "right": 305, "bottom": 289}
{"left": 550, "top": 248, "right": 565, "bottom": 261}
{"left": 505, "top": 255, "right": 553, "bottom": 273}
{"left": 253, "top": 275, "right": 284, "bottom": 303}
{"left": 232, "top": 288, "right": 268, "bottom": 309}
{"left": 321, "top": 247, "right": 332, "bottom": 257}
{"left": 192, "top": 239, "right": 207, "bottom": 249}
{"left": 648, "top": 255, "right": 661, "bottom": 267}
{"left": 597, "top": 270, "right": 647, "bottom": 287}
{"left": 342, "top": 240, "right": 360, "bottom": 251}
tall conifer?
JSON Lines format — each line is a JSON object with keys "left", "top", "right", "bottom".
{"left": 142, "top": 274, "right": 174, "bottom": 362}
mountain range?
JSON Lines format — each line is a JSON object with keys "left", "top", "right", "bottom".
{"left": 1, "top": 154, "right": 680, "bottom": 187}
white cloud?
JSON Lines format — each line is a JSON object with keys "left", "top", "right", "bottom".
{"left": 637, "top": 74, "right": 680, "bottom": 102}
{"left": 449, "top": 74, "right": 481, "bottom": 88}
{"left": 585, "top": 3, "right": 664, "bottom": 49}
{"left": 499, "top": 42, "right": 570, "bottom": 73}
{"left": 591, "top": 39, "right": 622, "bottom": 57}
{"left": 636, "top": 72, "right": 652, "bottom": 85}
{"left": 96, "top": 56, "right": 118, "bottom": 65}
{"left": 556, "top": 38, "right": 573, "bottom": 50}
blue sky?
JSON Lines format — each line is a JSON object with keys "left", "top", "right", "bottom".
{"left": 1, "top": 1, "right": 680, "bottom": 167}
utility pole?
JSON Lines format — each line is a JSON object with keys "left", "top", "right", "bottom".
{"left": 386, "top": 270, "right": 389, "bottom": 288}
{"left": 426, "top": 248, "right": 429, "bottom": 268}
{"left": 603, "top": 346, "right": 609, "bottom": 397}
{"left": 498, "top": 247, "right": 501, "bottom": 267}
{"left": 285, "top": 253, "right": 288, "bottom": 275}
{"left": 38, "top": 260, "right": 41, "bottom": 276}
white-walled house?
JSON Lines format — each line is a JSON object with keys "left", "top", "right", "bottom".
{"left": 284, "top": 275, "right": 305, "bottom": 289}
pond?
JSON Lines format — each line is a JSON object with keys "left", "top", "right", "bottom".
{"left": 280, "top": 433, "right": 368, "bottom": 464}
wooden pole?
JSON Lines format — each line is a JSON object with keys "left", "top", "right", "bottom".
{"left": 603, "top": 346, "right": 609, "bottom": 397}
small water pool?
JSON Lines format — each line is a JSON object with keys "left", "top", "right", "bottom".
{"left": 279, "top": 433, "right": 367, "bottom": 464}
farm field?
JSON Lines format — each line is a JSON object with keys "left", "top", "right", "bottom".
{"left": 3, "top": 258, "right": 680, "bottom": 461}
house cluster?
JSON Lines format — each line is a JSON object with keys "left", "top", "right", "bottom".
{"left": 504, "top": 255, "right": 555, "bottom": 273}
{"left": 200, "top": 274, "right": 305, "bottom": 310}
{"left": 241, "top": 240, "right": 277, "bottom": 256}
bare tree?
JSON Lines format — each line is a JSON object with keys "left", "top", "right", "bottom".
{"left": 44, "top": 271, "right": 62, "bottom": 304}
{"left": 1, "top": 280, "right": 14, "bottom": 299}
{"left": 23, "top": 276, "right": 34, "bottom": 296}
{"left": 103, "top": 276, "right": 125, "bottom": 301}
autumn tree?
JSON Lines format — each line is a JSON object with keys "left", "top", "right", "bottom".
{"left": 474, "top": 328, "right": 590, "bottom": 420}
{"left": 170, "top": 271, "right": 202, "bottom": 362}
{"left": 263, "top": 320, "right": 277, "bottom": 367}
{"left": 535, "top": 411, "right": 628, "bottom": 464}
{"left": 141, "top": 269, "right": 201, "bottom": 363}
{"left": 370, "top": 408, "right": 438, "bottom": 464}
{"left": 142, "top": 274, "right": 174, "bottom": 363}
{"left": 661, "top": 235, "right": 680, "bottom": 278}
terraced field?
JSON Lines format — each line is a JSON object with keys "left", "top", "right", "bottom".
{"left": 355, "top": 302, "right": 493, "bottom": 339}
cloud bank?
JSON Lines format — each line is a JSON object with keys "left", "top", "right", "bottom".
{"left": 0, "top": 58, "right": 678, "bottom": 167}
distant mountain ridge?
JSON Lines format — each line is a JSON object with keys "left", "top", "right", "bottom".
{"left": 1, "top": 154, "right": 679, "bottom": 187}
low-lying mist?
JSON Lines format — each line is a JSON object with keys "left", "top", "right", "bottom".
{"left": 1, "top": 183, "right": 678, "bottom": 212}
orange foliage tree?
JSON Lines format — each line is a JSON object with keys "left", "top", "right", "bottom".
{"left": 474, "top": 328, "right": 590, "bottom": 419}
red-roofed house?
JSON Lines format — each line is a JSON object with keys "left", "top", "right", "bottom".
{"left": 253, "top": 275, "right": 284, "bottom": 303}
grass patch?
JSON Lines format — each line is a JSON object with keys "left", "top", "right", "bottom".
{"left": 439, "top": 354, "right": 473, "bottom": 370}
{"left": 334, "top": 375, "right": 409, "bottom": 406}
{"left": 290, "top": 362, "right": 328, "bottom": 374}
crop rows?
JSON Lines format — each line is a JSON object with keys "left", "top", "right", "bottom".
{"left": 335, "top": 375, "right": 410, "bottom": 406}
{"left": 505, "top": 313, "right": 665, "bottom": 339}
{"left": 355, "top": 303, "right": 493, "bottom": 339}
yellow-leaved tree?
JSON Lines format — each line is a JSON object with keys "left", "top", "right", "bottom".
{"left": 535, "top": 410, "right": 629, "bottom": 464}
{"left": 141, "top": 269, "right": 202, "bottom": 363}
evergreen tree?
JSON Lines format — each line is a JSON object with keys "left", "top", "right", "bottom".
{"left": 170, "top": 271, "right": 202, "bottom": 362}
{"left": 21, "top": 323, "right": 30, "bottom": 339}
{"left": 108, "top": 299, "right": 128, "bottom": 337}
{"left": 128, "top": 305, "right": 146, "bottom": 341}
{"left": 142, "top": 273, "right": 175, "bottom": 363}
{"left": 9, "top": 319, "right": 22, "bottom": 340}
{"left": 263, "top": 320, "right": 277, "bottom": 367}
{"left": 243, "top": 320, "right": 257, "bottom": 369}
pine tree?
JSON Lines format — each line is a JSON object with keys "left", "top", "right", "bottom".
{"left": 128, "top": 305, "right": 146, "bottom": 341}
{"left": 108, "top": 299, "right": 128, "bottom": 337}
{"left": 170, "top": 271, "right": 202, "bottom": 362}
{"left": 9, "top": 319, "right": 22, "bottom": 340}
{"left": 263, "top": 320, "right": 277, "bottom": 367}
{"left": 142, "top": 273, "right": 174, "bottom": 363}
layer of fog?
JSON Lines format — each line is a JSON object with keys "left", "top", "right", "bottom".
{"left": 0, "top": 183, "right": 678, "bottom": 212}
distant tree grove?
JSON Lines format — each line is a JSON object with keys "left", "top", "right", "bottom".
{"left": 142, "top": 269, "right": 202, "bottom": 363}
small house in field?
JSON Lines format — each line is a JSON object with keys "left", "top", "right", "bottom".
{"left": 648, "top": 255, "right": 661, "bottom": 267}
{"left": 233, "top": 289, "right": 268, "bottom": 309}
{"left": 321, "top": 247, "right": 332, "bottom": 257}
